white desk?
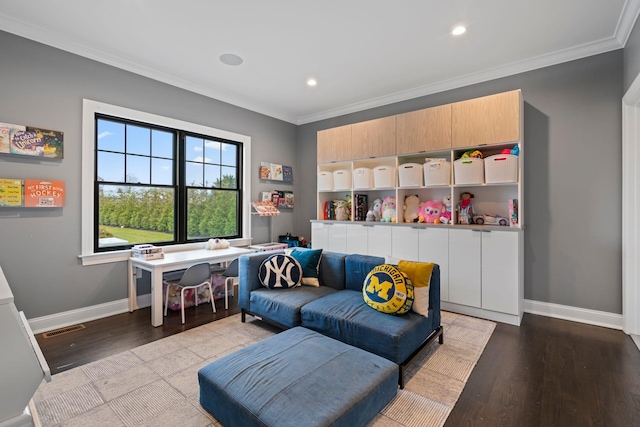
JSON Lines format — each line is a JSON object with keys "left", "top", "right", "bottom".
{"left": 128, "top": 246, "right": 253, "bottom": 327}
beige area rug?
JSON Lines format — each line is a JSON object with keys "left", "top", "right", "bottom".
{"left": 33, "top": 311, "right": 495, "bottom": 427}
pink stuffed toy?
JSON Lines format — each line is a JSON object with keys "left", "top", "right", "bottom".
{"left": 381, "top": 196, "right": 397, "bottom": 222}
{"left": 418, "top": 200, "right": 444, "bottom": 223}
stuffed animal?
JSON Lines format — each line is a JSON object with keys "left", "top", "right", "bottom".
{"left": 439, "top": 194, "right": 453, "bottom": 224}
{"left": 366, "top": 198, "right": 383, "bottom": 222}
{"left": 206, "top": 238, "right": 230, "bottom": 250}
{"left": 461, "top": 150, "right": 484, "bottom": 159}
{"left": 381, "top": 196, "right": 396, "bottom": 222}
{"left": 418, "top": 200, "right": 444, "bottom": 223}
{"left": 403, "top": 195, "right": 421, "bottom": 223}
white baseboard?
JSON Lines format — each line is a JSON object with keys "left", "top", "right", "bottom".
{"left": 28, "top": 293, "right": 152, "bottom": 334}
{"left": 524, "top": 299, "right": 623, "bottom": 330}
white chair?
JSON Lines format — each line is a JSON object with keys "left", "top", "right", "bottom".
{"left": 220, "top": 258, "right": 239, "bottom": 310}
{"left": 164, "top": 262, "right": 215, "bottom": 324}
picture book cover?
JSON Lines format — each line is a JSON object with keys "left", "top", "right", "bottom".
{"left": 10, "top": 129, "right": 46, "bottom": 157}
{"left": 271, "top": 163, "right": 283, "bottom": 181}
{"left": 0, "top": 178, "right": 23, "bottom": 207}
{"left": 284, "top": 191, "right": 294, "bottom": 208}
{"left": 23, "top": 180, "right": 65, "bottom": 207}
{"left": 259, "top": 162, "right": 271, "bottom": 180}
{"left": 0, "top": 123, "right": 25, "bottom": 154}
{"left": 251, "top": 201, "right": 280, "bottom": 216}
{"left": 282, "top": 165, "right": 293, "bottom": 182}
{"left": 26, "top": 127, "right": 64, "bottom": 159}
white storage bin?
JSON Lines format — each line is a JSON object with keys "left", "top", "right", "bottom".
{"left": 373, "top": 165, "right": 396, "bottom": 188}
{"left": 353, "top": 167, "right": 374, "bottom": 189}
{"left": 318, "top": 171, "right": 334, "bottom": 191}
{"left": 423, "top": 159, "right": 451, "bottom": 186}
{"left": 454, "top": 157, "right": 484, "bottom": 185}
{"left": 398, "top": 163, "right": 424, "bottom": 187}
{"left": 333, "top": 169, "right": 352, "bottom": 190}
{"left": 484, "top": 154, "right": 518, "bottom": 183}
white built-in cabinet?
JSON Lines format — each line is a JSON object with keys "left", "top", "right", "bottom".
{"left": 312, "top": 90, "right": 524, "bottom": 325}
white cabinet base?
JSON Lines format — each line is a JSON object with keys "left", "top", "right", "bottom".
{"left": 441, "top": 301, "right": 523, "bottom": 326}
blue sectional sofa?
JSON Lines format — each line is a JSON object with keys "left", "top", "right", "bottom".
{"left": 238, "top": 249, "right": 443, "bottom": 387}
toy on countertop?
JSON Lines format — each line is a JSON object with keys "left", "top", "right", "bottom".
{"left": 334, "top": 200, "right": 350, "bottom": 221}
{"left": 473, "top": 214, "right": 509, "bottom": 226}
{"left": 457, "top": 192, "right": 476, "bottom": 224}
{"left": 461, "top": 150, "right": 484, "bottom": 159}
{"left": 206, "top": 238, "right": 230, "bottom": 250}
{"left": 366, "top": 198, "right": 383, "bottom": 222}
{"left": 439, "top": 194, "right": 453, "bottom": 224}
{"left": 403, "top": 194, "right": 421, "bottom": 223}
{"left": 381, "top": 196, "right": 397, "bottom": 223}
{"left": 418, "top": 200, "right": 444, "bottom": 224}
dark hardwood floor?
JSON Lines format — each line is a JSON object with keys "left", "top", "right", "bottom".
{"left": 37, "top": 298, "right": 640, "bottom": 426}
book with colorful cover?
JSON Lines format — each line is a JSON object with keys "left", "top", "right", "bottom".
{"left": 26, "top": 127, "right": 64, "bottom": 159}
{"left": 0, "top": 178, "right": 23, "bottom": 207}
{"left": 283, "top": 191, "right": 294, "bottom": 208}
{"left": 271, "top": 163, "right": 283, "bottom": 181}
{"left": 10, "top": 129, "right": 45, "bottom": 156}
{"left": 282, "top": 165, "right": 293, "bottom": 182}
{"left": 259, "top": 162, "right": 271, "bottom": 180}
{"left": 251, "top": 201, "right": 280, "bottom": 216}
{"left": 23, "top": 180, "right": 65, "bottom": 207}
{"left": 0, "top": 123, "right": 25, "bottom": 154}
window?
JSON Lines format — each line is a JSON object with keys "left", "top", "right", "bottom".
{"left": 82, "top": 100, "right": 252, "bottom": 264}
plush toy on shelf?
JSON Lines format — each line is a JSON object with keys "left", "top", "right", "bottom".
{"left": 417, "top": 200, "right": 444, "bottom": 224}
{"left": 206, "top": 238, "right": 230, "bottom": 250}
{"left": 439, "top": 194, "right": 453, "bottom": 224}
{"left": 381, "top": 196, "right": 397, "bottom": 222}
{"left": 457, "top": 192, "right": 476, "bottom": 224}
{"left": 461, "top": 150, "right": 484, "bottom": 159}
{"left": 366, "top": 198, "right": 383, "bottom": 222}
{"left": 403, "top": 194, "right": 421, "bottom": 223}
{"left": 334, "top": 200, "right": 350, "bottom": 221}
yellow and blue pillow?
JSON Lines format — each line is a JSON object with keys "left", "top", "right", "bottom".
{"left": 362, "top": 264, "right": 414, "bottom": 315}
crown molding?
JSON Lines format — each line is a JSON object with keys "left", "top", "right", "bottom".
{"left": 615, "top": 0, "right": 640, "bottom": 46}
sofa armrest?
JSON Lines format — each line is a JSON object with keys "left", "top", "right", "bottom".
{"left": 238, "top": 251, "right": 283, "bottom": 311}
{"left": 428, "top": 264, "right": 441, "bottom": 329}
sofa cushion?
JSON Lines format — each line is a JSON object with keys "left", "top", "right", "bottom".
{"left": 398, "top": 260, "right": 434, "bottom": 317}
{"left": 259, "top": 254, "right": 302, "bottom": 289}
{"left": 344, "top": 254, "right": 385, "bottom": 291}
{"left": 250, "top": 286, "right": 338, "bottom": 328}
{"left": 363, "top": 264, "right": 414, "bottom": 315}
{"left": 289, "top": 248, "right": 322, "bottom": 286}
{"left": 300, "top": 290, "right": 434, "bottom": 364}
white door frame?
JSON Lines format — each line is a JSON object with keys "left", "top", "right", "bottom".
{"left": 623, "top": 74, "right": 640, "bottom": 336}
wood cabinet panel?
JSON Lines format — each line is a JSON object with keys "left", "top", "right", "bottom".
{"left": 452, "top": 90, "right": 521, "bottom": 148}
{"left": 351, "top": 116, "right": 396, "bottom": 158}
{"left": 317, "top": 125, "right": 352, "bottom": 163}
{"left": 396, "top": 104, "right": 452, "bottom": 154}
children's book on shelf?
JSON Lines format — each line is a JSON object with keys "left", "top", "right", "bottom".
{"left": 252, "top": 201, "right": 280, "bottom": 216}
{"left": 23, "top": 180, "right": 65, "bottom": 207}
{"left": 283, "top": 165, "right": 293, "bottom": 182}
{"left": 270, "top": 163, "right": 283, "bottom": 181}
{"left": 0, "top": 123, "right": 25, "bottom": 154}
{"left": 0, "top": 178, "right": 23, "bottom": 207}
{"left": 26, "top": 127, "right": 64, "bottom": 159}
{"left": 259, "top": 162, "right": 271, "bottom": 180}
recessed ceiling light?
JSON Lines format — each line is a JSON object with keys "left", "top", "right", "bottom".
{"left": 219, "top": 53, "right": 243, "bottom": 66}
{"left": 452, "top": 26, "right": 466, "bottom": 36}
{"left": 307, "top": 78, "right": 317, "bottom": 87}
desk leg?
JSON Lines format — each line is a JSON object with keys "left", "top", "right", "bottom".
{"left": 127, "top": 261, "right": 138, "bottom": 312}
{"left": 151, "top": 266, "right": 164, "bottom": 327}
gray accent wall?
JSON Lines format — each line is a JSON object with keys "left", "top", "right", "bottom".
{"left": 624, "top": 14, "right": 640, "bottom": 93}
{"left": 0, "top": 31, "right": 297, "bottom": 318}
{"left": 297, "top": 50, "right": 623, "bottom": 314}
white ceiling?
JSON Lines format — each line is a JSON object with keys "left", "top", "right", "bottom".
{"left": 1, "top": 1, "right": 639, "bottom": 125}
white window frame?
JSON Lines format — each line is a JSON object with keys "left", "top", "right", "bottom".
{"left": 79, "top": 99, "right": 252, "bottom": 266}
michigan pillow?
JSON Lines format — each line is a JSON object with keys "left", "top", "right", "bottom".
{"left": 289, "top": 248, "right": 322, "bottom": 286}
{"left": 397, "top": 260, "right": 434, "bottom": 317}
{"left": 258, "top": 254, "right": 302, "bottom": 289}
{"left": 362, "top": 264, "right": 414, "bottom": 315}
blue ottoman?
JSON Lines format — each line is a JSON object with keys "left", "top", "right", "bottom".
{"left": 198, "top": 327, "right": 399, "bottom": 427}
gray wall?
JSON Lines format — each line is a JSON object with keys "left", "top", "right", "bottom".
{"left": 297, "top": 50, "right": 623, "bottom": 314}
{"left": 624, "top": 14, "right": 640, "bottom": 93}
{"left": 0, "top": 31, "right": 297, "bottom": 318}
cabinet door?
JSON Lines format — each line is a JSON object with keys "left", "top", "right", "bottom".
{"left": 317, "top": 125, "right": 352, "bottom": 163}
{"left": 346, "top": 224, "right": 369, "bottom": 255}
{"left": 448, "top": 229, "right": 481, "bottom": 307}
{"left": 452, "top": 90, "right": 521, "bottom": 148}
{"left": 418, "top": 228, "right": 449, "bottom": 302}
{"left": 352, "top": 116, "right": 396, "bottom": 159}
{"left": 396, "top": 104, "right": 452, "bottom": 154}
{"left": 367, "top": 225, "right": 392, "bottom": 258}
{"left": 311, "top": 223, "right": 329, "bottom": 250}
{"left": 325, "top": 223, "right": 347, "bottom": 253}
{"left": 481, "top": 230, "right": 520, "bottom": 315}
{"left": 391, "top": 226, "right": 420, "bottom": 261}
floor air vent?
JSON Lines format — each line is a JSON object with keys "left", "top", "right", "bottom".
{"left": 42, "top": 324, "right": 86, "bottom": 339}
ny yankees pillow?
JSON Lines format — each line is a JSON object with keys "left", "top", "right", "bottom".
{"left": 258, "top": 254, "right": 303, "bottom": 289}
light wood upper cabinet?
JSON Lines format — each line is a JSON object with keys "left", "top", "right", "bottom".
{"left": 351, "top": 116, "right": 396, "bottom": 158}
{"left": 452, "top": 90, "right": 521, "bottom": 148}
{"left": 396, "top": 104, "right": 452, "bottom": 154}
{"left": 317, "top": 124, "right": 352, "bottom": 163}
